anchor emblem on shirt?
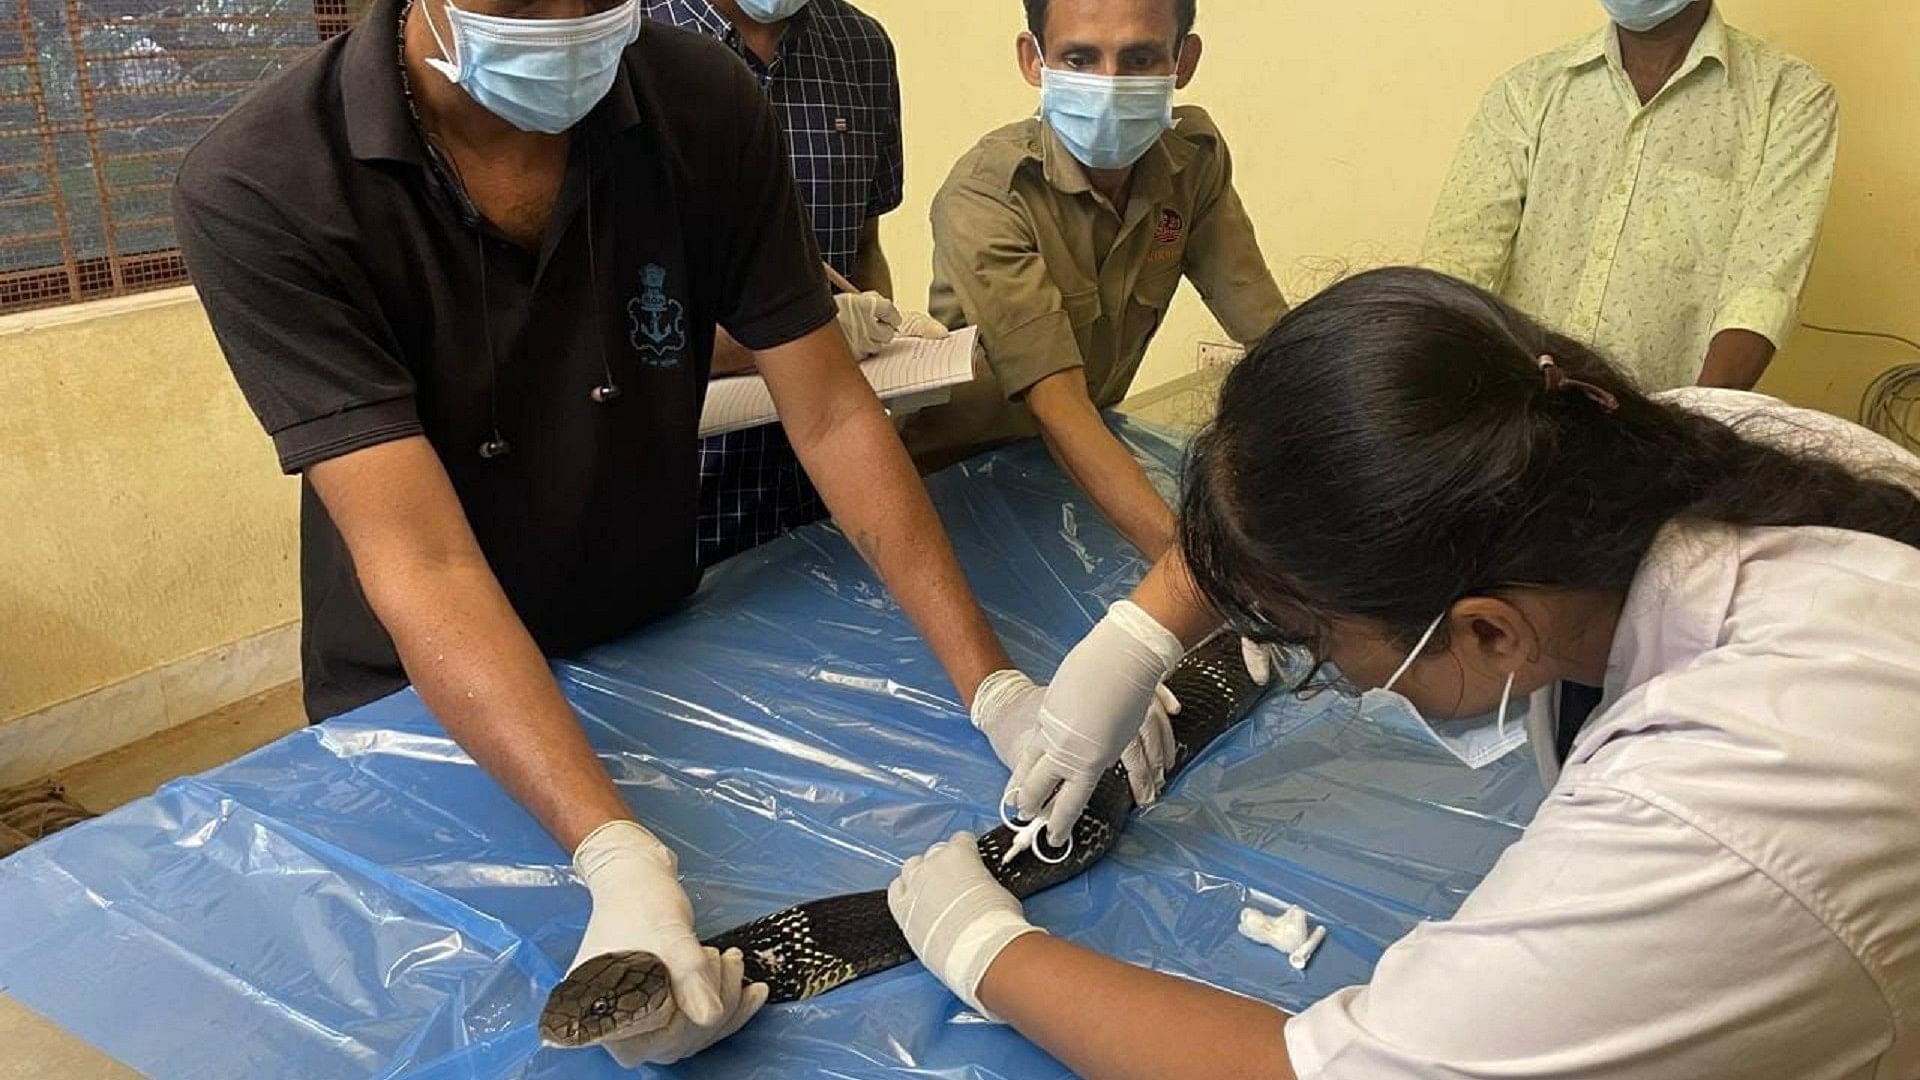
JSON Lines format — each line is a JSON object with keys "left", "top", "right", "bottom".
{"left": 627, "top": 263, "right": 687, "bottom": 366}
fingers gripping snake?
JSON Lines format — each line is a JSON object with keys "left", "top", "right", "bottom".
{"left": 539, "top": 634, "right": 1268, "bottom": 1046}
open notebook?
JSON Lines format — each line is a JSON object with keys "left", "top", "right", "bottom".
{"left": 699, "top": 326, "right": 980, "bottom": 438}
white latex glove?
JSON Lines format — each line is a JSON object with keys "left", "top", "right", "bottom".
{"left": 1010, "top": 601, "right": 1186, "bottom": 841}
{"left": 972, "top": 669, "right": 1175, "bottom": 806}
{"left": 603, "top": 947, "right": 766, "bottom": 1068}
{"left": 834, "top": 291, "right": 900, "bottom": 359}
{"left": 892, "top": 308, "right": 951, "bottom": 340}
{"left": 835, "top": 291, "right": 948, "bottom": 359}
{"left": 1241, "top": 637, "right": 1278, "bottom": 686}
{"left": 1240, "top": 636, "right": 1316, "bottom": 688}
{"left": 887, "top": 832, "right": 1045, "bottom": 1016}
{"left": 569, "top": 821, "right": 745, "bottom": 1064}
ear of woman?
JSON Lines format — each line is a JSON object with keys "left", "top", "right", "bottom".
{"left": 1412, "top": 591, "right": 1620, "bottom": 720}
{"left": 1452, "top": 597, "right": 1535, "bottom": 681}
{"left": 1388, "top": 597, "right": 1539, "bottom": 720}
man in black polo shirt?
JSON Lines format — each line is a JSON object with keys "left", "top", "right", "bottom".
{"left": 172, "top": 0, "right": 1037, "bottom": 1064}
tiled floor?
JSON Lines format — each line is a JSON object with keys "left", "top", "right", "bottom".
{"left": 58, "top": 681, "right": 305, "bottom": 814}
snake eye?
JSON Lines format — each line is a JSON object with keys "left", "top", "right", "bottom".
{"left": 590, "top": 998, "right": 614, "bottom": 1018}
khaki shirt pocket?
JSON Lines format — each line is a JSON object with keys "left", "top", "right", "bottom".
{"left": 1124, "top": 266, "right": 1181, "bottom": 356}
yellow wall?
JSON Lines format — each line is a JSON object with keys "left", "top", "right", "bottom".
{"left": 866, "top": 0, "right": 1920, "bottom": 419}
{"left": 0, "top": 294, "right": 299, "bottom": 721}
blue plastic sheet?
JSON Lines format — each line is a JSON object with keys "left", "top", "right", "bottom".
{"left": 0, "top": 421, "right": 1545, "bottom": 1079}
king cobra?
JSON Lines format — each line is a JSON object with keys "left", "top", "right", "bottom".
{"left": 539, "top": 633, "right": 1268, "bottom": 1046}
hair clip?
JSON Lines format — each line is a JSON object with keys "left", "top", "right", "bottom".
{"left": 1538, "top": 354, "right": 1621, "bottom": 414}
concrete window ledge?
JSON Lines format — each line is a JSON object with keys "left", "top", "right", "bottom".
{"left": 0, "top": 286, "right": 200, "bottom": 339}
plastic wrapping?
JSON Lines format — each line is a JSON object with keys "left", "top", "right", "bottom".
{"left": 0, "top": 421, "right": 1545, "bottom": 1079}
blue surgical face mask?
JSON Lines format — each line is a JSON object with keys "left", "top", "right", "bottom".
{"left": 424, "top": 0, "right": 642, "bottom": 134}
{"left": 1355, "top": 612, "right": 1531, "bottom": 769}
{"left": 1038, "top": 65, "right": 1176, "bottom": 172}
{"left": 735, "top": 0, "right": 808, "bottom": 23}
{"left": 1601, "top": 0, "right": 1696, "bottom": 33}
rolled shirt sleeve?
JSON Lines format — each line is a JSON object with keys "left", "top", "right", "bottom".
{"left": 1181, "top": 132, "right": 1287, "bottom": 345}
{"left": 929, "top": 180, "right": 1085, "bottom": 400}
{"left": 1286, "top": 784, "right": 1890, "bottom": 1079}
{"left": 1710, "top": 71, "right": 1838, "bottom": 346}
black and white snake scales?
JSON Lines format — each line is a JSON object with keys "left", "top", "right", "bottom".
{"left": 539, "top": 634, "right": 1268, "bottom": 1046}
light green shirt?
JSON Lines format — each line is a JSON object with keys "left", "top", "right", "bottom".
{"left": 1422, "top": 9, "right": 1837, "bottom": 391}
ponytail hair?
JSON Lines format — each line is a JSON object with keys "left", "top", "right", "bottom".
{"left": 1180, "top": 267, "right": 1920, "bottom": 657}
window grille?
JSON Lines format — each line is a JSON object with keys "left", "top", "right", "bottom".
{"left": 0, "top": 0, "right": 352, "bottom": 314}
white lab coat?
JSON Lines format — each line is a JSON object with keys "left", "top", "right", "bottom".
{"left": 1287, "top": 391, "right": 1920, "bottom": 1079}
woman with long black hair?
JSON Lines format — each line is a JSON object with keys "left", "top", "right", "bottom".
{"left": 886, "top": 267, "right": 1920, "bottom": 1079}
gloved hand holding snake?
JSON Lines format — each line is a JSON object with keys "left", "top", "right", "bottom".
{"left": 538, "top": 630, "right": 1271, "bottom": 1056}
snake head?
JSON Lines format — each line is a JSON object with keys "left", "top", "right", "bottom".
{"left": 539, "top": 950, "right": 673, "bottom": 1048}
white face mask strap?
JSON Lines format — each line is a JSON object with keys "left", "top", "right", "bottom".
{"left": 1495, "top": 670, "right": 1517, "bottom": 741}
{"left": 1026, "top": 32, "right": 1048, "bottom": 72}
{"left": 423, "top": 0, "right": 458, "bottom": 73}
{"left": 1383, "top": 611, "right": 1448, "bottom": 693}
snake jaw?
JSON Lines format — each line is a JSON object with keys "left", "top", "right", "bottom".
{"left": 539, "top": 950, "right": 674, "bottom": 1048}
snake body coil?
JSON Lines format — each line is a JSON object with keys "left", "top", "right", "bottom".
{"left": 540, "top": 634, "right": 1267, "bottom": 1043}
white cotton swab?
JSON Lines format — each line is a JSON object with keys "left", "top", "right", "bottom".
{"left": 1237, "top": 903, "right": 1327, "bottom": 971}
{"left": 1288, "top": 924, "right": 1327, "bottom": 970}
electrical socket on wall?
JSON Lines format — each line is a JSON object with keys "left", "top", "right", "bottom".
{"left": 1197, "top": 341, "right": 1245, "bottom": 372}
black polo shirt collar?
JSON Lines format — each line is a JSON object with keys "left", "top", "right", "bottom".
{"left": 342, "top": 0, "right": 645, "bottom": 167}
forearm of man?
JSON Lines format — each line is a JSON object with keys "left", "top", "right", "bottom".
{"left": 310, "top": 439, "right": 630, "bottom": 852}
{"left": 853, "top": 219, "right": 894, "bottom": 300}
{"left": 980, "top": 935, "right": 1297, "bottom": 1080}
{"left": 762, "top": 323, "right": 1012, "bottom": 706}
{"left": 1697, "top": 328, "right": 1776, "bottom": 390}
{"left": 1027, "top": 370, "right": 1177, "bottom": 561}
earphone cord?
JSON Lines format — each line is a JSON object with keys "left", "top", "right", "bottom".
{"left": 476, "top": 227, "right": 506, "bottom": 455}
{"left": 585, "top": 141, "right": 617, "bottom": 397}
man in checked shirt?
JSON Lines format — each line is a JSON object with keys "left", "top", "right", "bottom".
{"left": 646, "top": 0, "right": 950, "bottom": 567}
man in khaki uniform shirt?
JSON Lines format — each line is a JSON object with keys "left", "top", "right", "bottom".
{"left": 1423, "top": 1, "right": 1837, "bottom": 392}
{"left": 903, "top": 0, "right": 1284, "bottom": 562}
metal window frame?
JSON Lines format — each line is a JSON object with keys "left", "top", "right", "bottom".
{"left": 0, "top": 0, "right": 353, "bottom": 315}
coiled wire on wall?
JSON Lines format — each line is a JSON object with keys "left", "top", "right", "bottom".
{"left": 1800, "top": 322, "right": 1920, "bottom": 453}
